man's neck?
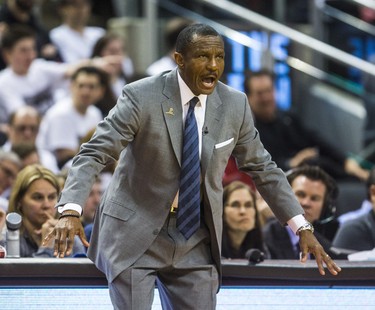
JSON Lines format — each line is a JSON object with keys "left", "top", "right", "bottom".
{"left": 65, "top": 21, "right": 85, "bottom": 34}
{"left": 11, "top": 66, "right": 30, "bottom": 76}
{"left": 74, "top": 103, "right": 89, "bottom": 115}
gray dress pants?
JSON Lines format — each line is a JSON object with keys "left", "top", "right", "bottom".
{"left": 108, "top": 213, "right": 219, "bottom": 310}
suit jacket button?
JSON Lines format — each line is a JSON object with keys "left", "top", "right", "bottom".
{"left": 153, "top": 229, "right": 159, "bottom": 235}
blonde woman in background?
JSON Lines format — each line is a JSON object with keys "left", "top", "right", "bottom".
{"left": 3, "top": 164, "right": 85, "bottom": 257}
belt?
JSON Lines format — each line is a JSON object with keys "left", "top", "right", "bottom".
{"left": 171, "top": 203, "right": 205, "bottom": 214}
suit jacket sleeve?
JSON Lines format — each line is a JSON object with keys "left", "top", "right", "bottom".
{"left": 231, "top": 94, "right": 304, "bottom": 224}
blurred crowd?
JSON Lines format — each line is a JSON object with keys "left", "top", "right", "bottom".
{"left": 0, "top": 0, "right": 374, "bottom": 261}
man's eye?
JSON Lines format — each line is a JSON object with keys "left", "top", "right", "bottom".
{"left": 295, "top": 192, "right": 305, "bottom": 198}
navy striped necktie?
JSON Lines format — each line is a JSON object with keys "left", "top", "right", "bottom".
{"left": 177, "top": 96, "right": 201, "bottom": 239}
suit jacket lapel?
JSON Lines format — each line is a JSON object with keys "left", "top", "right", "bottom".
{"left": 201, "top": 89, "right": 223, "bottom": 178}
{"left": 161, "top": 71, "right": 224, "bottom": 171}
{"left": 162, "top": 69, "right": 183, "bottom": 166}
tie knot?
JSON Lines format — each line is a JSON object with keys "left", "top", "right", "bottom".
{"left": 189, "top": 97, "right": 199, "bottom": 109}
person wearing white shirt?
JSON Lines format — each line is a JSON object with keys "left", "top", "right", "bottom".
{"left": 37, "top": 66, "right": 105, "bottom": 168}
{"left": 0, "top": 26, "right": 69, "bottom": 123}
{"left": 50, "top": 0, "right": 105, "bottom": 64}
{"left": 0, "top": 24, "right": 120, "bottom": 125}
{"left": 145, "top": 18, "right": 191, "bottom": 76}
{"left": 2, "top": 106, "right": 59, "bottom": 174}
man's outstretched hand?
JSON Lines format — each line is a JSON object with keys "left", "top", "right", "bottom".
{"left": 43, "top": 211, "right": 90, "bottom": 257}
{"left": 299, "top": 230, "right": 342, "bottom": 276}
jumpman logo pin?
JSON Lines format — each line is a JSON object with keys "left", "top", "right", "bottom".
{"left": 165, "top": 108, "right": 174, "bottom": 116}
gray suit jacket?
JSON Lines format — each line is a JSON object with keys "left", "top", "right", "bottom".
{"left": 58, "top": 69, "right": 303, "bottom": 282}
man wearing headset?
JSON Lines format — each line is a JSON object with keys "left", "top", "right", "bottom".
{"left": 263, "top": 165, "right": 340, "bottom": 259}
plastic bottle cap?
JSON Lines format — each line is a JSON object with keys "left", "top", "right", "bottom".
{"left": 6, "top": 212, "right": 22, "bottom": 230}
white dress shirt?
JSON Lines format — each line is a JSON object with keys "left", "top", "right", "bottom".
{"left": 177, "top": 72, "right": 206, "bottom": 157}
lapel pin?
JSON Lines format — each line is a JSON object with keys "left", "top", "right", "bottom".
{"left": 166, "top": 108, "right": 174, "bottom": 116}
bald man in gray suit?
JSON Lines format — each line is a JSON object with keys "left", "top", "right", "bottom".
{"left": 46, "top": 24, "right": 341, "bottom": 309}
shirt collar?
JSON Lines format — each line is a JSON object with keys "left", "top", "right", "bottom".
{"left": 177, "top": 71, "right": 207, "bottom": 108}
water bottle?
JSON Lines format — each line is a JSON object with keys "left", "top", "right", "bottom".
{"left": 5, "top": 212, "right": 22, "bottom": 258}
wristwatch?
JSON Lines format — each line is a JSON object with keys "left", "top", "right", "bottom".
{"left": 296, "top": 222, "right": 314, "bottom": 236}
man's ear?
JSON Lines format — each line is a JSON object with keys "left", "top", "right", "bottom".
{"left": 174, "top": 52, "right": 184, "bottom": 68}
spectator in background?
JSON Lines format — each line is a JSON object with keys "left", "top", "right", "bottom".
{"left": 222, "top": 181, "right": 269, "bottom": 259}
{"left": 337, "top": 167, "right": 375, "bottom": 226}
{"left": 3, "top": 106, "right": 59, "bottom": 173}
{"left": 0, "top": 25, "right": 122, "bottom": 124}
{"left": 263, "top": 165, "right": 340, "bottom": 259}
{"left": 222, "top": 157, "right": 275, "bottom": 228}
{"left": 37, "top": 66, "right": 105, "bottom": 168}
{"left": 2, "top": 164, "right": 85, "bottom": 257}
{"left": 333, "top": 167, "right": 375, "bottom": 252}
{"left": 0, "top": 25, "right": 70, "bottom": 122}
{"left": 338, "top": 166, "right": 375, "bottom": 225}
{"left": 0, "top": 149, "right": 22, "bottom": 208}
{"left": 145, "top": 17, "right": 191, "bottom": 76}
{"left": 245, "top": 69, "right": 369, "bottom": 182}
{"left": 81, "top": 177, "right": 102, "bottom": 227}
{"left": 91, "top": 32, "right": 133, "bottom": 116}
{"left": 11, "top": 142, "right": 40, "bottom": 168}
{"left": 92, "top": 32, "right": 134, "bottom": 95}
{"left": 255, "top": 189, "right": 275, "bottom": 228}
{"left": 50, "top": 0, "right": 105, "bottom": 64}
{"left": 0, "top": 0, "right": 60, "bottom": 70}
{"left": 82, "top": 177, "right": 102, "bottom": 243}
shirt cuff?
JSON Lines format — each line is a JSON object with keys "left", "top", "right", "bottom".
{"left": 57, "top": 203, "right": 82, "bottom": 215}
{"left": 287, "top": 214, "right": 308, "bottom": 235}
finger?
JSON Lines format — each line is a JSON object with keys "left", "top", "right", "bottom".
{"left": 46, "top": 218, "right": 58, "bottom": 227}
{"left": 299, "top": 250, "right": 308, "bottom": 263}
{"left": 315, "top": 252, "right": 326, "bottom": 276}
{"left": 323, "top": 254, "right": 341, "bottom": 276}
{"left": 45, "top": 211, "right": 55, "bottom": 220}
{"left": 43, "top": 230, "right": 54, "bottom": 246}
{"left": 53, "top": 229, "right": 61, "bottom": 257}
{"left": 78, "top": 229, "right": 90, "bottom": 248}
{"left": 65, "top": 230, "right": 76, "bottom": 257}
{"left": 57, "top": 229, "right": 68, "bottom": 258}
